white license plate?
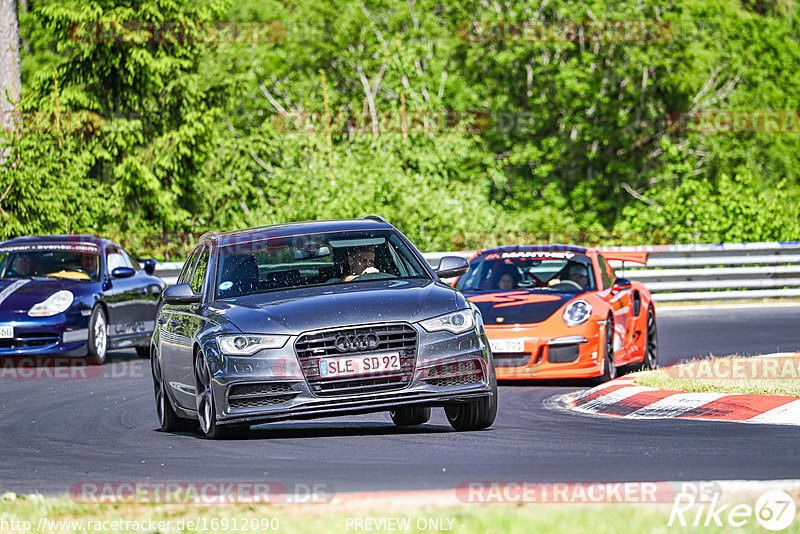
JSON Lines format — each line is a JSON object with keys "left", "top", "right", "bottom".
{"left": 0, "top": 325, "right": 13, "bottom": 339}
{"left": 489, "top": 338, "right": 525, "bottom": 353}
{"left": 319, "top": 352, "right": 401, "bottom": 379}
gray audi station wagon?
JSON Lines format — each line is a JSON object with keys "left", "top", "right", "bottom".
{"left": 151, "top": 217, "right": 497, "bottom": 438}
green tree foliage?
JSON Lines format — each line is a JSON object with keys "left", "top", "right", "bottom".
{"left": 1, "top": 0, "right": 798, "bottom": 258}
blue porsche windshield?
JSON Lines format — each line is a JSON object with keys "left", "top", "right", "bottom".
{"left": 456, "top": 251, "right": 596, "bottom": 293}
{"left": 215, "top": 229, "right": 430, "bottom": 298}
{"left": 0, "top": 244, "right": 101, "bottom": 282}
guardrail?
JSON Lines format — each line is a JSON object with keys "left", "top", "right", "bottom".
{"left": 153, "top": 241, "right": 800, "bottom": 302}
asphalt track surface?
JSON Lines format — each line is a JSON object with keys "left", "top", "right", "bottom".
{"left": 1, "top": 304, "right": 799, "bottom": 496}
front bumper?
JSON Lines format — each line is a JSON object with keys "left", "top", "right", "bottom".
{"left": 488, "top": 322, "right": 604, "bottom": 380}
{"left": 204, "top": 324, "right": 493, "bottom": 426}
{"left": 0, "top": 311, "right": 89, "bottom": 357}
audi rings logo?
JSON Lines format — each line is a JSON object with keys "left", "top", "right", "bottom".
{"left": 334, "top": 333, "right": 380, "bottom": 352}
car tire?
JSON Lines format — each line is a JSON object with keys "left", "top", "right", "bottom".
{"left": 152, "top": 350, "right": 196, "bottom": 432}
{"left": 444, "top": 363, "right": 498, "bottom": 431}
{"left": 135, "top": 346, "right": 150, "bottom": 359}
{"left": 597, "top": 316, "right": 617, "bottom": 383}
{"left": 87, "top": 305, "right": 108, "bottom": 365}
{"left": 643, "top": 305, "right": 658, "bottom": 370}
{"left": 194, "top": 353, "right": 248, "bottom": 440}
{"left": 390, "top": 406, "right": 431, "bottom": 426}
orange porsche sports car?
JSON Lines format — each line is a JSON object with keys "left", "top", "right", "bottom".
{"left": 455, "top": 245, "right": 657, "bottom": 381}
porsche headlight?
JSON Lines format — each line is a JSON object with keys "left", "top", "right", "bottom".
{"left": 419, "top": 310, "right": 475, "bottom": 334}
{"left": 28, "top": 290, "right": 74, "bottom": 317}
{"left": 218, "top": 334, "right": 289, "bottom": 355}
{"left": 563, "top": 300, "right": 592, "bottom": 326}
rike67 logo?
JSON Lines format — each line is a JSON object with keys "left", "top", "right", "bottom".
{"left": 669, "top": 484, "right": 796, "bottom": 531}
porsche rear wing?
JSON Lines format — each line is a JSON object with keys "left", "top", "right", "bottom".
{"left": 598, "top": 251, "right": 648, "bottom": 265}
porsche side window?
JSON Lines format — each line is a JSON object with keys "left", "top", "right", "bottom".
{"left": 119, "top": 249, "right": 138, "bottom": 270}
{"left": 190, "top": 247, "right": 210, "bottom": 295}
{"left": 597, "top": 255, "right": 614, "bottom": 290}
{"left": 106, "top": 250, "right": 127, "bottom": 272}
{"left": 456, "top": 258, "right": 491, "bottom": 290}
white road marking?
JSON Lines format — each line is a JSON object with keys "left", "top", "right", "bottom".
{"left": 625, "top": 392, "right": 726, "bottom": 418}
{"left": 746, "top": 400, "right": 800, "bottom": 426}
{"left": 564, "top": 378, "right": 634, "bottom": 403}
{"left": 572, "top": 386, "right": 658, "bottom": 413}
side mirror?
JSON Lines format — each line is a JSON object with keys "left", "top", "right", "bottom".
{"left": 612, "top": 278, "right": 632, "bottom": 289}
{"left": 435, "top": 256, "right": 469, "bottom": 279}
{"left": 138, "top": 258, "right": 157, "bottom": 275}
{"left": 111, "top": 267, "right": 136, "bottom": 279}
{"left": 162, "top": 283, "right": 201, "bottom": 304}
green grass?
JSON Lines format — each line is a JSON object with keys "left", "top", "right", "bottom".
{"left": 633, "top": 355, "right": 800, "bottom": 397}
{"left": 657, "top": 298, "right": 800, "bottom": 307}
{"left": 2, "top": 493, "right": 797, "bottom": 533}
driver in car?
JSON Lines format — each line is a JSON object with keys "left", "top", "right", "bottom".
{"left": 80, "top": 254, "right": 99, "bottom": 278}
{"left": 562, "top": 262, "right": 590, "bottom": 290}
{"left": 342, "top": 246, "right": 379, "bottom": 282}
{"left": 7, "top": 253, "right": 37, "bottom": 277}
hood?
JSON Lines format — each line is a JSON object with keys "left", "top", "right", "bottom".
{"left": 465, "top": 290, "right": 574, "bottom": 325}
{"left": 0, "top": 277, "right": 89, "bottom": 313}
{"left": 207, "top": 279, "right": 460, "bottom": 334}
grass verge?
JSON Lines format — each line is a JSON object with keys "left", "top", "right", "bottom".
{"left": 655, "top": 297, "right": 800, "bottom": 308}
{"left": 1, "top": 493, "right": 794, "bottom": 534}
{"left": 633, "top": 354, "right": 800, "bottom": 397}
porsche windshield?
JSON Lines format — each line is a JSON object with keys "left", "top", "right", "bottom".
{"left": 456, "top": 252, "right": 596, "bottom": 292}
{"left": 0, "top": 245, "right": 101, "bottom": 282}
{"left": 215, "top": 229, "right": 430, "bottom": 298}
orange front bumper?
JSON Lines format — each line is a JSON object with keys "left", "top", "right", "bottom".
{"left": 486, "top": 321, "right": 604, "bottom": 380}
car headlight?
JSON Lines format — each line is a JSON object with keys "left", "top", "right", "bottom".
{"left": 218, "top": 334, "right": 289, "bottom": 355}
{"left": 28, "top": 290, "right": 74, "bottom": 317}
{"left": 419, "top": 310, "right": 475, "bottom": 334}
{"left": 563, "top": 299, "right": 592, "bottom": 326}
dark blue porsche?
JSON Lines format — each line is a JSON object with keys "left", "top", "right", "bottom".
{"left": 152, "top": 217, "right": 497, "bottom": 438}
{"left": 0, "top": 235, "right": 165, "bottom": 364}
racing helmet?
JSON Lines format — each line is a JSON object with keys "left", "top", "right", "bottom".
{"left": 564, "top": 262, "right": 589, "bottom": 277}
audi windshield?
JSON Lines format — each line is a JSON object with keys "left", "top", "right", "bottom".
{"left": 215, "top": 229, "right": 430, "bottom": 299}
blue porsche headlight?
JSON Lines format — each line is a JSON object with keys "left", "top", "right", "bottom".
{"left": 563, "top": 299, "right": 592, "bottom": 326}
{"left": 28, "top": 290, "right": 74, "bottom": 317}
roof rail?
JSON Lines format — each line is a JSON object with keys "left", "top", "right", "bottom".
{"left": 196, "top": 230, "right": 219, "bottom": 243}
{"left": 358, "top": 215, "right": 388, "bottom": 224}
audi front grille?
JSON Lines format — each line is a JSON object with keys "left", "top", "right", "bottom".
{"left": 294, "top": 323, "right": 417, "bottom": 396}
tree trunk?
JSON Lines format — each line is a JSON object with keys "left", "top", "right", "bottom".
{"left": 0, "top": 0, "right": 21, "bottom": 132}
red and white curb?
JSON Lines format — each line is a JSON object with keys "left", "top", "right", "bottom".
{"left": 562, "top": 376, "right": 800, "bottom": 425}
